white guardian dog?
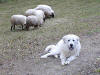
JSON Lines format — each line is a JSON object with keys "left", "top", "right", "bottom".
{"left": 41, "top": 34, "right": 81, "bottom": 65}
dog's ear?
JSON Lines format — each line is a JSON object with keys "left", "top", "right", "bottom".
{"left": 77, "top": 36, "right": 80, "bottom": 41}
{"left": 62, "top": 36, "right": 67, "bottom": 43}
{"left": 76, "top": 36, "right": 80, "bottom": 44}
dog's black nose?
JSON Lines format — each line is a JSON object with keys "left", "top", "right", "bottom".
{"left": 70, "top": 44, "right": 73, "bottom": 47}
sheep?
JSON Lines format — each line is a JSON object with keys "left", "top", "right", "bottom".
{"left": 11, "top": 15, "right": 26, "bottom": 31}
{"left": 25, "top": 9, "right": 45, "bottom": 22}
{"left": 34, "top": 4, "right": 55, "bottom": 18}
{"left": 25, "top": 9, "right": 37, "bottom": 16}
{"left": 25, "top": 15, "right": 38, "bottom": 30}
{"left": 34, "top": 10, "right": 45, "bottom": 24}
{"left": 25, "top": 10, "right": 45, "bottom": 30}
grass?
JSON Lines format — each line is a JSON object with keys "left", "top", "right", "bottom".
{"left": 0, "top": 0, "right": 100, "bottom": 61}
{"left": 95, "top": 69, "right": 100, "bottom": 73}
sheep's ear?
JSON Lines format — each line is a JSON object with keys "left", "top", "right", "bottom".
{"left": 62, "top": 36, "right": 67, "bottom": 44}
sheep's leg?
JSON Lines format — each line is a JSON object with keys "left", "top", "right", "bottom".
{"left": 25, "top": 25, "right": 29, "bottom": 30}
{"left": 13, "top": 25, "right": 15, "bottom": 30}
{"left": 39, "top": 25, "right": 41, "bottom": 27}
{"left": 34, "top": 25, "right": 38, "bottom": 28}
{"left": 11, "top": 25, "right": 13, "bottom": 31}
{"left": 22, "top": 25, "right": 24, "bottom": 30}
{"left": 38, "top": 23, "right": 42, "bottom": 27}
{"left": 43, "top": 18, "right": 45, "bottom": 22}
{"left": 11, "top": 24, "right": 15, "bottom": 31}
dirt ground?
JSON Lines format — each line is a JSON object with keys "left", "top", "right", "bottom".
{"left": 0, "top": 33, "right": 100, "bottom": 75}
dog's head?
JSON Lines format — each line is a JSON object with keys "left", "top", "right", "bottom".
{"left": 62, "top": 34, "right": 80, "bottom": 51}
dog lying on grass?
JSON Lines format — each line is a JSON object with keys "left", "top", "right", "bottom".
{"left": 41, "top": 34, "right": 81, "bottom": 65}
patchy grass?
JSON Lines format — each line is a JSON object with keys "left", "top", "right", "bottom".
{"left": 95, "top": 69, "right": 100, "bottom": 73}
{"left": 0, "top": 0, "right": 100, "bottom": 61}
{"left": 1, "top": 0, "right": 100, "bottom": 75}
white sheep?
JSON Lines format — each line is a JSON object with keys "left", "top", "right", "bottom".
{"left": 34, "top": 10, "right": 45, "bottom": 24}
{"left": 25, "top": 9, "right": 36, "bottom": 16}
{"left": 26, "top": 15, "right": 38, "bottom": 30}
{"left": 34, "top": 4, "right": 55, "bottom": 18}
{"left": 26, "top": 10, "right": 45, "bottom": 30}
{"left": 25, "top": 9, "right": 45, "bottom": 22}
{"left": 11, "top": 15, "right": 26, "bottom": 31}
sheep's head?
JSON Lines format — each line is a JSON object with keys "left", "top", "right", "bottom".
{"left": 51, "top": 13, "right": 54, "bottom": 18}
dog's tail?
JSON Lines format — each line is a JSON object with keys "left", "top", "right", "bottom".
{"left": 45, "top": 45, "right": 56, "bottom": 52}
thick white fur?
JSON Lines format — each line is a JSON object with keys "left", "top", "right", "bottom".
{"left": 26, "top": 9, "right": 45, "bottom": 26}
{"left": 26, "top": 15, "right": 38, "bottom": 26}
{"left": 41, "top": 34, "right": 81, "bottom": 65}
{"left": 11, "top": 15, "right": 26, "bottom": 30}
{"left": 34, "top": 5, "right": 54, "bottom": 18}
{"left": 25, "top": 9, "right": 36, "bottom": 16}
{"left": 34, "top": 10, "right": 45, "bottom": 25}
{"left": 11, "top": 15, "right": 26, "bottom": 25}
{"left": 25, "top": 9, "right": 45, "bottom": 22}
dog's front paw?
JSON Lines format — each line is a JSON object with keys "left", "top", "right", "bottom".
{"left": 65, "top": 60, "right": 70, "bottom": 65}
{"left": 41, "top": 55, "right": 47, "bottom": 58}
{"left": 54, "top": 55, "right": 59, "bottom": 58}
{"left": 61, "top": 61, "right": 66, "bottom": 65}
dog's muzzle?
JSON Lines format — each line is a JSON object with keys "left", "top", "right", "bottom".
{"left": 69, "top": 44, "right": 74, "bottom": 50}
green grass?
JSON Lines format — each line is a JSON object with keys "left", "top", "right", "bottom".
{"left": 95, "top": 69, "right": 100, "bottom": 73}
{"left": 0, "top": 0, "right": 100, "bottom": 60}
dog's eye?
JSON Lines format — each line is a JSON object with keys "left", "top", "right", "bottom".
{"left": 68, "top": 40, "right": 70, "bottom": 42}
{"left": 73, "top": 40, "right": 75, "bottom": 41}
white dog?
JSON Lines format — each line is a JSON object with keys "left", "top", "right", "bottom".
{"left": 41, "top": 34, "right": 81, "bottom": 65}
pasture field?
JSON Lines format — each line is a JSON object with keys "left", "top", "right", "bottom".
{"left": 0, "top": 0, "right": 100, "bottom": 75}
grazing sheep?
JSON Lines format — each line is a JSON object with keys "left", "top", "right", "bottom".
{"left": 25, "top": 9, "right": 45, "bottom": 22}
{"left": 34, "top": 10, "right": 45, "bottom": 24}
{"left": 11, "top": 15, "right": 26, "bottom": 31}
{"left": 25, "top": 9, "right": 37, "bottom": 16}
{"left": 34, "top": 4, "right": 55, "bottom": 18}
{"left": 26, "top": 15, "right": 38, "bottom": 30}
{"left": 26, "top": 11, "right": 44, "bottom": 30}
